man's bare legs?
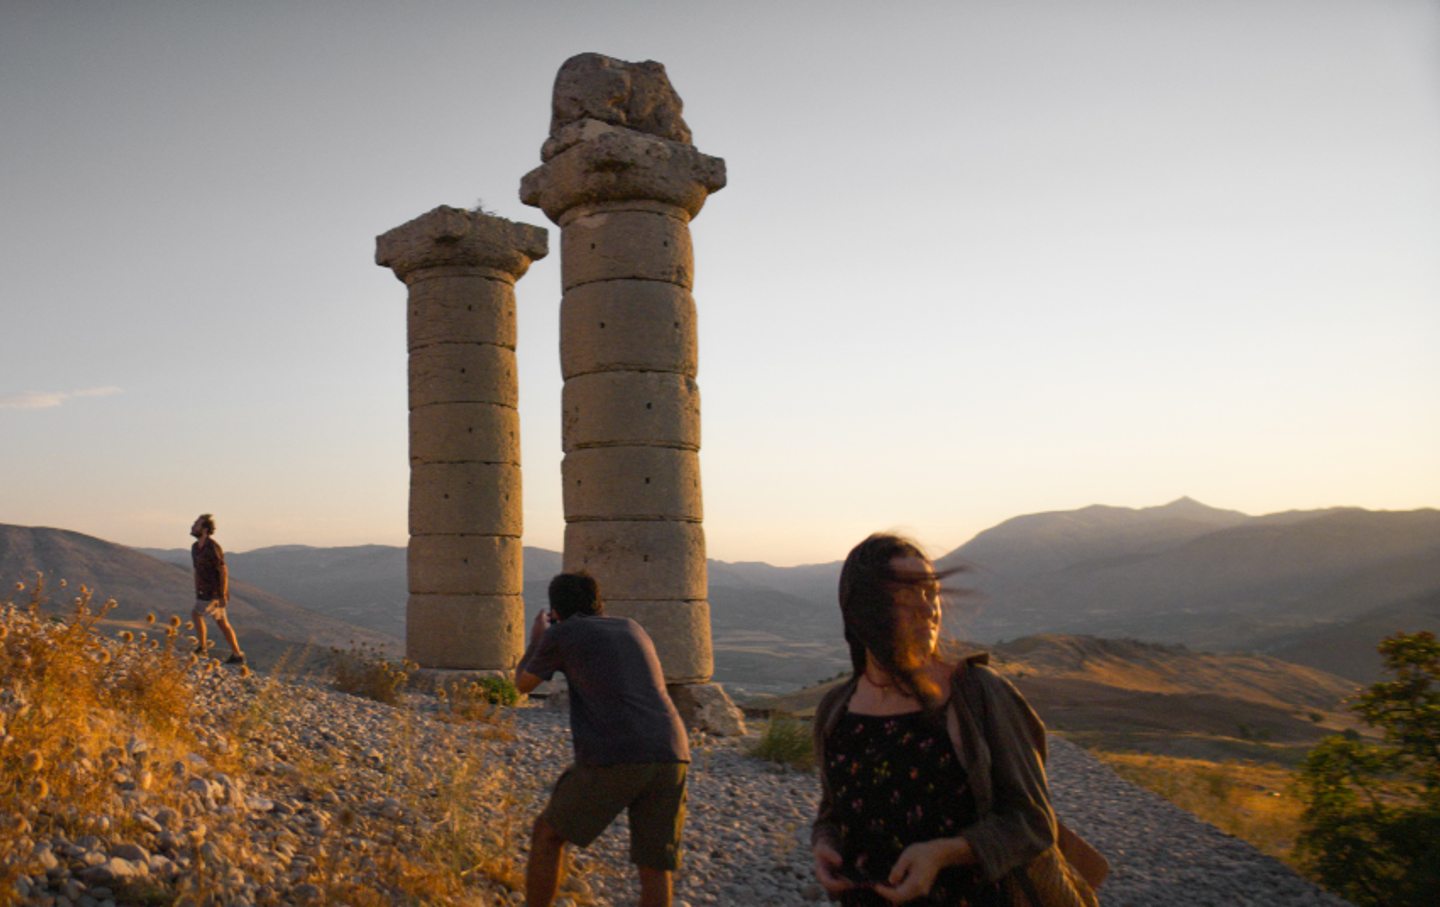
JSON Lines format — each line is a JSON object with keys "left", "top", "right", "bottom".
{"left": 192, "top": 605, "right": 243, "bottom": 659}
{"left": 214, "top": 611, "right": 242, "bottom": 658}
{"left": 638, "top": 866, "right": 673, "bottom": 907}
{"left": 192, "top": 606, "right": 209, "bottom": 654}
{"left": 526, "top": 817, "right": 567, "bottom": 907}
{"left": 525, "top": 820, "right": 672, "bottom": 907}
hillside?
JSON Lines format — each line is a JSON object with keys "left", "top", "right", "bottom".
{"left": 21, "top": 499, "right": 1438, "bottom": 689}
{"left": 937, "top": 501, "right": 1440, "bottom": 680}
{"left": 0, "top": 525, "right": 397, "bottom": 670}
{"left": 744, "top": 634, "right": 1362, "bottom": 764}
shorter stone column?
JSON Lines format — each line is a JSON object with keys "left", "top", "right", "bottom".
{"left": 376, "top": 206, "right": 548, "bottom": 670}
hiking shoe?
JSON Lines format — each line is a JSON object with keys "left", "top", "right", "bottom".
{"left": 225, "top": 653, "right": 246, "bottom": 665}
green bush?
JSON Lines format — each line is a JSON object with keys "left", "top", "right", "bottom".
{"left": 1297, "top": 630, "right": 1440, "bottom": 906}
{"left": 750, "top": 717, "right": 815, "bottom": 771}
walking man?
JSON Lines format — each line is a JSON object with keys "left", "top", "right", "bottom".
{"left": 190, "top": 513, "right": 244, "bottom": 664}
{"left": 516, "top": 573, "right": 690, "bottom": 907}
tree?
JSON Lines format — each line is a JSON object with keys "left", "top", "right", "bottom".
{"left": 1297, "top": 631, "right": 1440, "bottom": 906}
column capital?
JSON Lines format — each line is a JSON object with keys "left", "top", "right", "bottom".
{"left": 375, "top": 206, "right": 549, "bottom": 283}
{"left": 520, "top": 127, "right": 726, "bottom": 225}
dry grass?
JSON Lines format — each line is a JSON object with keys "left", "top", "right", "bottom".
{"left": 1097, "top": 751, "right": 1306, "bottom": 864}
{"left": 0, "top": 573, "right": 549, "bottom": 904}
{"left": 0, "top": 573, "right": 242, "bottom": 899}
{"left": 329, "top": 641, "right": 416, "bottom": 704}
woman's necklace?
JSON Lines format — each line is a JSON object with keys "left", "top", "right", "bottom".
{"left": 863, "top": 668, "right": 896, "bottom": 690}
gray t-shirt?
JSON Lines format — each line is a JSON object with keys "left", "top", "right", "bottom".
{"left": 523, "top": 614, "right": 690, "bottom": 766}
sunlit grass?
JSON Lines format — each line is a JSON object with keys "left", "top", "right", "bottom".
{"left": 1097, "top": 751, "right": 1306, "bottom": 864}
{"left": 0, "top": 573, "right": 548, "bottom": 903}
{"left": 749, "top": 717, "right": 816, "bottom": 772}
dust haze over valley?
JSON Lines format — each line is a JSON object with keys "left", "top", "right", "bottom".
{"left": 5, "top": 498, "right": 1435, "bottom": 706}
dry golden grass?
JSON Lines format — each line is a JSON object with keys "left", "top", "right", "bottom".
{"left": 0, "top": 573, "right": 547, "bottom": 904}
{"left": 1097, "top": 751, "right": 1307, "bottom": 865}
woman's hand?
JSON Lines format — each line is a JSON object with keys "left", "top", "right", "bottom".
{"left": 873, "top": 836, "right": 973, "bottom": 904}
{"left": 812, "top": 842, "right": 855, "bottom": 896}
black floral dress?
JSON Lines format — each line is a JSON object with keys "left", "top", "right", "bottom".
{"left": 824, "top": 709, "right": 1002, "bottom": 906}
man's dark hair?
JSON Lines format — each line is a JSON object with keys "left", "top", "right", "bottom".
{"left": 197, "top": 513, "right": 216, "bottom": 534}
{"left": 548, "top": 572, "right": 604, "bottom": 620}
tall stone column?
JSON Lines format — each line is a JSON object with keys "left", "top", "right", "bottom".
{"left": 521, "top": 54, "right": 725, "bottom": 685}
{"left": 376, "top": 206, "right": 548, "bottom": 670}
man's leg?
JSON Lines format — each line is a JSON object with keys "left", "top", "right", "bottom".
{"left": 191, "top": 605, "right": 209, "bottom": 654}
{"left": 214, "top": 611, "right": 243, "bottom": 658}
{"left": 638, "top": 866, "right": 672, "bottom": 907}
{"left": 526, "top": 816, "right": 567, "bottom": 907}
{"left": 628, "top": 764, "right": 686, "bottom": 907}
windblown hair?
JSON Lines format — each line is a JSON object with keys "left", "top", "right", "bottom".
{"left": 548, "top": 572, "right": 605, "bottom": 620}
{"left": 838, "top": 533, "right": 962, "bottom": 706}
{"left": 196, "top": 513, "right": 216, "bottom": 534}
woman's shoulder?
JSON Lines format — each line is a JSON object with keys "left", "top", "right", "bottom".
{"left": 814, "top": 675, "right": 858, "bottom": 724}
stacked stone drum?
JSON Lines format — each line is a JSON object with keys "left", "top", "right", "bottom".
{"left": 376, "top": 207, "right": 548, "bottom": 670}
{"left": 522, "top": 53, "right": 726, "bottom": 683}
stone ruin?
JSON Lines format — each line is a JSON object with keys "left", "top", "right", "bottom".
{"left": 378, "top": 53, "right": 742, "bottom": 733}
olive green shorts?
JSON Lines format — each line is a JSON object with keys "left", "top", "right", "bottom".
{"left": 540, "top": 762, "right": 688, "bottom": 870}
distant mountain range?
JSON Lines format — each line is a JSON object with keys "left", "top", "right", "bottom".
{"left": 4, "top": 498, "right": 1436, "bottom": 692}
{"left": 936, "top": 498, "right": 1440, "bottom": 682}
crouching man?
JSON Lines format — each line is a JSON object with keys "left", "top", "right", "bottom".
{"left": 515, "top": 573, "right": 690, "bottom": 907}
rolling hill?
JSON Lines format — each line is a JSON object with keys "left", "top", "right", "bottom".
{"left": 12, "top": 498, "right": 1437, "bottom": 690}
{"left": 745, "top": 634, "right": 1364, "bottom": 764}
{"left": 1, "top": 525, "right": 398, "bottom": 671}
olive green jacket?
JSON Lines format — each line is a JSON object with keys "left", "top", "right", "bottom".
{"left": 811, "top": 652, "right": 1057, "bottom": 886}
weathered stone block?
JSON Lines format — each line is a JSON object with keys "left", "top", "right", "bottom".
{"left": 376, "top": 206, "right": 548, "bottom": 281}
{"left": 603, "top": 599, "right": 712, "bottom": 683}
{"left": 407, "top": 594, "right": 524, "bottom": 669}
{"left": 408, "top": 535, "right": 523, "bottom": 595}
{"left": 668, "top": 682, "right": 746, "bottom": 735}
{"left": 409, "top": 402, "right": 519, "bottom": 465}
{"left": 521, "top": 130, "right": 725, "bottom": 223}
{"left": 562, "top": 372, "right": 699, "bottom": 452}
{"left": 409, "top": 462, "right": 521, "bottom": 536}
{"left": 560, "top": 207, "right": 693, "bottom": 291}
{"left": 562, "top": 447, "right": 701, "bottom": 521}
{"left": 560, "top": 280, "right": 696, "bottom": 379}
{"left": 547, "top": 54, "right": 692, "bottom": 151}
{"left": 563, "top": 520, "right": 706, "bottom": 600}
{"left": 408, "top": 343, "right": 518, "bottom": 409}
{"left": 406, "top": 276, "right": 516, "bottom": 351}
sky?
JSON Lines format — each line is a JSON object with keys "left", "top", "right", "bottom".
{"left": 2, "top": 0, "right": 1436, "bottom": 566}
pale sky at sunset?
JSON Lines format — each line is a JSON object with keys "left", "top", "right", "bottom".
{"left": 3, "top": 0, "right": 1436, "bottom": 565}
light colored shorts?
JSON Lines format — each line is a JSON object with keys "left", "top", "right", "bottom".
{"left": 541, "top": 761, "right": 688, "bottom": 870}
{"left": 193, "top": 598, "right": 226, "bottom": 618}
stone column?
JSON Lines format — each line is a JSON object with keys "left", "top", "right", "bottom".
{"left": 521, "top": 54, "right": 725, "bottom": 685}
{"left": 376, "top": 206, "right": 548, "bottom": 670}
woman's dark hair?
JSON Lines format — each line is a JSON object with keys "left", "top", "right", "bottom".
{"left": 548, "top": 572, "right": 604, "bottom": 620}
{"left": 196, "top": 513, "right": 216, "bottom": 534}
{"left": 839, "top": 533, "right": 958, "bottom": 705}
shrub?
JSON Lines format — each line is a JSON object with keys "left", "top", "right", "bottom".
{"left": 1297, "top": 630, "right": 1440, "bottom": 906}
{"left": 330, "top": 642, "right": 414, "bottom": 704}
{"left": 750, "top": 717, "right": 815, "bottom": 771}
{"left": 436, "top": 675, "right": 521, "bottom": 723}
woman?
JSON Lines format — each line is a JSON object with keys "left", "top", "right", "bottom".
{"left": 811, "top": 533, "right": 1096, "bottom": 906}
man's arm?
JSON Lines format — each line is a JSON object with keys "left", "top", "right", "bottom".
{"left": 514, "top": 609, "right": 553, "bottom": 693}
{"left": 516, "top": 669, "right": 544, "bottom": 695}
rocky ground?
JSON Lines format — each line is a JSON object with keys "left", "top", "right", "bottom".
{"left": 6, "top": 663, "right": 1351, "bottom": 906}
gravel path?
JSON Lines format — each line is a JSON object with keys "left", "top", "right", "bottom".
{"left": 6, "top": 658, "right": 1351, "bottom": 906}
